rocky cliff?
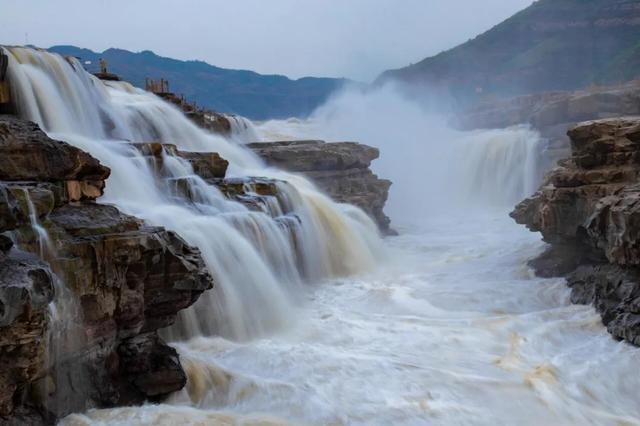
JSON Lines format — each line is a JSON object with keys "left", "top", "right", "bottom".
{"left": 247, "top": 140, "right": 393, "bottom": 234}
{"left": 512, "top": 117, "right": 640, "bottom": 345}
{"left": 0, "top": 115, "right": 214, "bottom": 424}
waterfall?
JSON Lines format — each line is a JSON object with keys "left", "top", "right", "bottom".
{"left": 21, "top": 188, "right": 54, "bottom": 259}
{"left": 256, "top": 85, "right": 547, "bottom": 226}
{"left": 10, "top": 188, "right": 87, "bottom": 416}
{"left": 450, "top": 127, "right": 544, "bottom": 207}
{"left": 227, "top": 114, "right": 260, "bottom": 143}
{"left": 3, "top": 46, "right": 383, "bottom": 341}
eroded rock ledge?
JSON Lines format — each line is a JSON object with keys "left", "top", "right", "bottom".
{"left": 248, "top": 140, "right": 393, "bottom": 234}
{"left": 0, "top": 116, "right": 214, "bottom": 424}
{"left": 512, "top": 117, "right": 640, "bottom": 345}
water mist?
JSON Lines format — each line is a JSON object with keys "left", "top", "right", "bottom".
{"left": 258, "top": 83, "right": 546, "bottom": 227}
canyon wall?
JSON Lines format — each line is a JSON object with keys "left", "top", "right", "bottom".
{"left": 512, "top": 117, "right": 640, "bottom": 345}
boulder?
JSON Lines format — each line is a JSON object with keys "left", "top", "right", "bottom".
{"left": 0, "top": 115, "right": 110, "bottom": 182}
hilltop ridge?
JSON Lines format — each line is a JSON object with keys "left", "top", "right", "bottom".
{"left": 379, "top": 0, "right": 640, "bottom": 103}
{"left": 49, "top": 45, "right": 348, "bottom": 120}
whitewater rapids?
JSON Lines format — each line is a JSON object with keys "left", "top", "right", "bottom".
{"left": 5, "top": 46, "right": 640, "bottom": 424}
{"left": 62, "top": 211, "right": 640, "bottom": 425}
{"left": 62, "top": 86, "right": 640, "bottom": 425}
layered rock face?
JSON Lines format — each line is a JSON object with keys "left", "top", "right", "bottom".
{"left": 0, "top": 116, "right": 214, "bottom": 423}
{"left": 454, "top": 81, "right": 640, "bottom": 166}
{"left": 512, "top": 117, "right": 640, "bottom": 345}
{"left": 247, "top": 140, "right": 393, "bottom": 233}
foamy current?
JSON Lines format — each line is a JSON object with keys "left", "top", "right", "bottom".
{"left": 61, "top": 212, "right": 640, "bottom": 425}
{"left": 62, "top": 86, "right": 640, "bottom": 425}
{"left": 6, "top": 45, "right": 638, "bottom": 424}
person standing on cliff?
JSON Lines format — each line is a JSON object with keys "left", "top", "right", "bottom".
{"left": 99, "top": 58, "right": 107, "bottom": 74}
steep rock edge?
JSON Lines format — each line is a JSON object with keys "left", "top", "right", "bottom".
{"left": 150, "top": 90, "right": 241, "bottom": 137}
{"left": 0, "top": 115, "right": 214, "bottom": 424}
{"left": 512, "top": 117, "right": 640, "bottom": 345}
{"left": 247, "top": 140, "right": 394, "bottom": 234}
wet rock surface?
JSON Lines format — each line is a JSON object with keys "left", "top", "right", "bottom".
{"left": 0, "top": 249, "right": 54, "bottom": 425}
{"left": 0, "top": 118, "right": 394, "bottom": 423}
{"left": 132, "top": 139, "right": 393, "bottom": 232}
{"left": 0, "top": 115, "right": 110, "bottom": 182}
{"left": 0, "top": 116, "right": 214, "bottom": 424}
{"left": 248, "top": 140, "right": 393, "bottom": 233}
{"left": 132, "top": 142, "right": 229, "bottom": 179}
{"left": 512, "top": 117, "right": 640, "bottom": 345}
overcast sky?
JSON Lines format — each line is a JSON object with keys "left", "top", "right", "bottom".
{"left": 2, "top": 0, "right": 533, "bottom": 81}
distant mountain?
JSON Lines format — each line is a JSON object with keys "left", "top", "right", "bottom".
{"left": 49, "top": 45, "right": 348, "bottom": 120}
{"left": 378, "top": 0, "right": 640, "bottom": 104}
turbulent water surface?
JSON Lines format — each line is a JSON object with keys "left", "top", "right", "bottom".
{"left": 63, "top": 212, "right": 640, "bottom": 425}
{"left": 62, "top": 88, "right": 640, "bottom": 426}
{"left": 5, "top": 47, "right": 640, "bottom": 425}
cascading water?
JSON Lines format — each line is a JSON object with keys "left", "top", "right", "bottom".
{"left": 4, "top": 46, "right": 382, "bottom": 342}
{"left": 8, "top": 47, "right": 640, "bottom": 425}
{"left": 12, "top": 188, "right": 87, "bottom": 417}
{"left": 21, "top": 188, "right": 54, "bottom": 258}
{"left": 227, "top": 114, "right": 260, "bottom": 143}
{"left": 257, "top": 84, "right": 547, "bottom": 221}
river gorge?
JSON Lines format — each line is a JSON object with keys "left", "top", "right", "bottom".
{"left": 1, "top": 46, "right": 640, "bottom": 426}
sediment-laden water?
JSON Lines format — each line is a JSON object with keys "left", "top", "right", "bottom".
{"left": 5, "top": 47, "right": 640, "bottom": 425}
{"left": 62, "top": 211, "right": 640, "bottom": 425}
{"left": 4, "top": 46, "right": 382, "bottom": 342}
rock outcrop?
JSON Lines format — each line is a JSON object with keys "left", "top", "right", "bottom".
{"left": 247, "top": 140, "right": 393, "bottom": 233}
{"left": 0, "top": 116, "right": 214, "bottom": 424}
{"left": 132, "top": 142, "right": 229, "bottom": 179}
{"left": 512, "top": 117, "right": 640, "bottom": 345}
{"left": 151, "top": 91, "right": 237, "bottom": 136}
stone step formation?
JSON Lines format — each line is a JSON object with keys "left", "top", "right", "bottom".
{"left": 0, "top": 112, "right": 392, "bottom": 423}
{"left": 0, "top": 47, "right": 393, "bottom": 424}
{"left": 247, "top": 140, "right": 393, "bottom": 234}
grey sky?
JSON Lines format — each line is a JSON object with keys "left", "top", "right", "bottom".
{"left": 2, "top": 0, "right": 533, "bottom": 81}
